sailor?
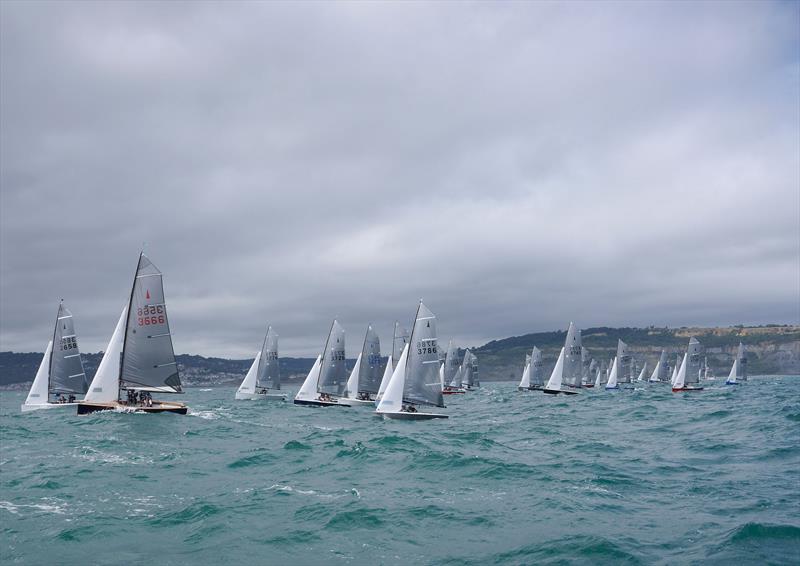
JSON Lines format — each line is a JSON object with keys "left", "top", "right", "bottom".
{"left": 68, "top": 394, "right": 75, "bottom": 403}
{"left": 57, "top": 394, "right": 66, "bottom": 403}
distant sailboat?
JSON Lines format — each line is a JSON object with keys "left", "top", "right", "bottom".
{"left": 294, "top": 320, "right": 350, "bottom": 407}
{"left": 543, "top": 322, "right": 582, "bottom": 395}
{"left": 22, "top": 301, "right": 89, "bottom": 412}
{"left": 375, "top": 322, "right": 409, "bottom": 403}
{"left": 605, "top": 357, "right": 619, "bottom": 390}
{"left": 581, "top": 348, "right": 595, "bottom": 387}
{"left": 616, "top": 339, "right": 632, "bottom": 386}
{"left": 343, "top": 324, "right": 382, "bottom": 405}
{"left": 670, "top": 354, "right": 681, "bottom": 386}
{"left": 235, "top": 325, "right": 285, "bottom": 401}
{"left": 725, "top": 343, "right": 747, "bottom": 385}
{"left": 529, "top": 346, "right": 545, "bottom": 389}
{"left": 376, "top": 301, "right": 447, "bottom": 419}
{"left": 461, "top": 349, "right": 477, "bottom": 390}
{"left": 672, "top": 337, "right": 705, "bottom": 392}
{"left": 593, "top": 359, "right": 608, "bottom": 388}
{"left": 443, "top": 340, "right": 465, "bottom": 394}
{"left": 517, "top": 354, "right": 532, "bottom": 391}
{"left": 701, "top": 356, "right": 715, "bottom": 381}
{"left": 649, "top": 350, "right": 668, "bottom": 383}
{"left": 79, "top": 253, "right": 187, "bottom": 414}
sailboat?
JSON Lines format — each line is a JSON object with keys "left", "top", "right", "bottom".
{"left": 649, "top": 350, "right": 668, "bottom": 383}
{"left": 517, "top": 353, "right": 532, "bottom": 391}
{"left": 461, "top": 349, "right": 477, "bottom": 390}
{"left": 593, "top": 359, "right": 608, "bottom": 388}
{"left": 581, "top": 348, "right": 595, "bottom": 387}
{"left": 725, "top": 343, "right": 747, "bottom": 385}
{"left": 22, "top": 301, "right": 89, "bottom": 412}
{"left": 375, "top": 322, "right": 409, "bottom": 403}
{"left": 701, "top": 356, "right": 715, "bottom": 380}
{"left": 669, "top": 353, "right": 681, "bottom": 385}
{"left": 471, "top": 353, "right": 480, "bottom": 388}
{"left": 294, "top": 320, "right": 350, "bottom": 407}
{"left": 605, "top": 357, "right": 619, "bottom": 390}
{"left": 543, "top": 322, "right": 581, "bottom": 395}
{"left": 672, "top": 337, "right": 705, "bottom": 392}
{"left": 529, "top": 346, "right": 545, "bottom": 390}
{"left": 78, "top": 253, "right": 187, "bottom": 414}
{"left": 343, "top": 325, "right": 382, "bottom": 405}
{"left": 376, "top": 301, "right": 447, "bottom": 419}
{"left": 235, "top": 325, "right": 285, "bottom": 401}
{"left": 636, "top": 361, "right": 647, "bottom": 382}
{"left": 616, "top": 339, "right": 632, "bottom": 387}
{"left": 443, "top": 340, "right": 465, "bottom": 394}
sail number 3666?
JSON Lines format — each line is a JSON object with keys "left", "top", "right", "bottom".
{"left": 137, "top": 305, "right": 165, "bottom": 326}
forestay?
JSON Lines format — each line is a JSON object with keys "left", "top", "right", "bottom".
{"left": 121, "top": 253, "right": 182, "bottom": 393}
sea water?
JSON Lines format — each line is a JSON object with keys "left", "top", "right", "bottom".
{"left": 1, "top": 377, "right": 799, "bottom": 565}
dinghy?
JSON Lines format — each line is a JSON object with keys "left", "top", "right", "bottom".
{"left": 376, "top": 301, "right": 448, "bottom": 419}
{"left": 294, "top": 320, "right": 350, "bottom": 407}
{"left": 343, "top": 324, "right": 382, "bottom": 405}
{"left": 543, "top": 347, "right": 579, "bottom": 395}
{"left": 443, "top": 340, "right": 465, "bottom": 394}
{"left": 517, "top": 354, "right": 532, "bottom": 391}
{"left": 235, "top": 325, "right": 285, "bottom": 401}
{"left": 581, "top": 348, "right": 595, "bottom": 387}
{"left": 605, "top": 357, "right": 619, "bottom": 390}
{"left": 562, "top": 322, "right": 583, "bottom": 390}
{"left": 669, "top": 354, "right": 681, "bottom": 386}
{"left": 461, "top": 349, "right": 477, "bottom": 391}
{"left": 376, "top": 322, "right": 409, "bottom": 403}
{"left": 725, "top": 343, "right": 747, "bottom": 385}
{"left": 22, "top": 301, "right": 89, "bottom": 412}
{"left": 649, "top": 350, "right": 668, "bottom": 383}
{"left": 701, "top": 356, "right": 715, "bottom": 380}
{"left": 78, "top": 253, "right": 187, "bottom": 415}
{"left": 672, "top": 338, "right": 705, "bottom": 392}
{"left": 593, "top": 359, "right": 608, "bottom": 388}
{"left": 529, "top": 346, "right": 545, "bottom": 390}
{"left": 616, "top": 339, "right": 632, "bottom": 387}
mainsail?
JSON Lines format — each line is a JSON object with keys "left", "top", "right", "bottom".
{"left": 120, "top": 253, "right": 182, "bottom": 394}
{"left": 358, "top": 325, "right": 382, "bottom": 394}
{"left": 735, "top": 342, "right": 748, "bottom": 381}
{"left": 616, "top": 340, "right": 632, "bottom": 384}
{"left": 518, "top": 354, "right": 532, "bottom": 389}
{"left": 563, "top": 322, "right": 582, "bottom": 387}
{"left": 530, "top": 346, "right": 545, "bottom": 387}
{"left": 403, "top": 302, "right": 444, "bottom": 408}
{"left": 318, "top": 320, "right": 347, "bottom": 395}
{"left": 443, "top": 340, "right": 460, "bottom": 386}
{"left": 49, "top": 301, "right": 88, "bottom": 394}
{"left": 685, "top": 338, "right": 703, "bottom": 385}
{"left": 256, "top": 326, "right": 280, "bottom": 390}
{"left": 581, "top": 347, "right": 592, "bottom": 385}
{"left": 650, "top": 350, "right": 668, "bottom": 382}
{"left": 462, "top": 350, "right": 475, "bottom": 388}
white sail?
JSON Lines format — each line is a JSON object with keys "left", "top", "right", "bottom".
{"left": 294, "top": 355, "right": 322, "bottom": 402}
{"left": 344, "top": 353, "right": 362, "bottom": 399}
{"left": 449, "top": 364, "right": 463, "bottom": 388}
{"left": 670, "top": 354, "right": 680, "bottom": 385}
{"left": 593, "top": 360, "right": 603, "bottom": 387}
{"left": 530, "top": 346, "right": 545, "bottom": 386}
{"left": 236, "top": 351, "right": 261, "bottom": 398}
{"left": 673, "top": 353, "right": 688, "bottom": 389}
{"left": 649, "top": 360, "right": 661, "bottom": 382}
{"left": 439, "top": 362, "right": 445, "bottom": 389}
{"left": 606, "top": 357, "right": 619, "bottom": 389}
{"left": 84, "top": 307, "right": 128, "bottom": 403}
{"left": 545, "top": 347, "right": 565, "bottom": 391}
{"left": 616, "top": 340, "right": 632, "bottom": 384}
{"left": 563, "top": 322, "right": 582, "bottom": 387}
{"left": 726, "top": 358, "right": 738, "bottom": 384}
{"left": 637, "top": 362, "right": 647, "bottom": 382}
{"left": 23, "top": 341, "right": 53, "bottom": 407}
{"left": 518, "top": 360, "right": 531, "bottom": 389}
{"left": 376, "top": 343, "right": 408, "bottom": 414}
{"left": 375, "top": 354, "right": 394, "bottom": 402}
{"left": 736, "top": 342, "right": 748, "bottom": 381}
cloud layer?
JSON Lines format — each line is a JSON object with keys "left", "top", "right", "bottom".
{"left": 2, "top": 1, "right": 798, "bottom": 357}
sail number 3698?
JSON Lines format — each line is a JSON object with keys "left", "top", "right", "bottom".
{"left": 137, "top": 305, "right": 165, "bottom": 326}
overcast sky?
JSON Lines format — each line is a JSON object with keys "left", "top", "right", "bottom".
{"left": 1, "top": 1, "right": 798, "bottom": 358}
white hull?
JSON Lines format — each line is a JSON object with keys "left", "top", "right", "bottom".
{"left": 377, "top": 410, "right": 448, "bottom": 420}
{"left": 21, "top": 401, "right": 81, "bottom": 413}
{"left": 234, "top": 391, "right": 286, "bottom": 401}
{"left": 343, "top": 397, "right": 375, "bottom": 406}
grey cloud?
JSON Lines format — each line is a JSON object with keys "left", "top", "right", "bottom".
{"left": 1, "top": 1, "right": 798, "bottom": 358}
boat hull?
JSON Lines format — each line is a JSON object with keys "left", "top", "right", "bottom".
{"left": 543, "top": 388, "right": 579, "bottom": 395}
{"left": 672, "top": 386, "right": 704, "bottom": 393}
{"left": 443, "top": 389, "right": 465, "bottom": 395}
{"left": 725, "top": 381, "right": 738, "bottom": 385}
{"left": 377, "top": 410, "right": 448, "bottom": 420}
{"left": 21, "top": 402, "right": 81, "bottom": 413}
{"left": 235, "top": 392, "right": 287, "bottom": 401}
{"left": 343, "top": 397, "right": 375, "bottom": 406}
{"left": 77, "top": 401, "right": 188, "bottom": 415}
{"left": 293, "top": 398, "right": 346, "bottom": 407}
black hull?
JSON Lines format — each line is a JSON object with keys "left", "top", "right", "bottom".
{"left": 77, "top": 402, "right": 187, "bottom": 415}
{"left": 542, "top": 388, "right": 579, "bottom": 396}
{"left": 293, "top": 399, "right": 345, "bottom": 407}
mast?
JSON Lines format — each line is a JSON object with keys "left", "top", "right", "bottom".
{"left": 119, "top": 251, "right": 143, "bottom": 399}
